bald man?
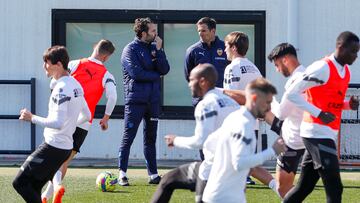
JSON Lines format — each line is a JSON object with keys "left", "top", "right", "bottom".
{"left": 151, "top": 63, "right": 239, "bottom": 203}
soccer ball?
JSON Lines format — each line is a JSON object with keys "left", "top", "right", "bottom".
{"left": 96, "top": 171, "right": 118, "bottom": 192}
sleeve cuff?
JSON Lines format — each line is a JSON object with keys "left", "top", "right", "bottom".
{"left": 173, "top": 137, "right": 179, "bottom": 147}
{"left": 31, "top": 115, "right": 40, "bottom": 124}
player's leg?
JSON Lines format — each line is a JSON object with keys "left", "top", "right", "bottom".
{"left": 316, "top": 139, "right": 343, "bottom": 203}
{"left": 276, "top": 168, "right": 294, "bottom": 198}
{"left": 13, "top": 143, "right": 71, "bottom": 203}
{"left": 118, "top": 104, "right": 146, "bottom": 185}
{"left": 250, "top": 166, "right": 278, "bottom": 195}
{"left": 250, "top": 166, "right": 273, "bottom": 185}
{"left": 276, "top": 147, "right": 305, "bottom": 198}
{"left": 42, "top": 127, "right": 88, "bottom": 202}
{"left": 143, "top": 102, "right": 160, "bottom": 183}
{"left": 13, "top": 170, "right": 42, "bottom": 202}
{"left": 51, "top": 150, "right": 76, "bottom": 203}
{"left": 283, "top": 145, "right": 320, "bottom": 202}
{"left": 319, "top": 169, "right": 343, "bottom": 203}
{"left": 151, "top": 162, "right": 200, "bottom": 203}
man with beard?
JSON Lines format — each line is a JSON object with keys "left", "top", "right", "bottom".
{"left": 118, "top": 17, "right": 170, "bottom": 186}
{"left": 267, "top": 43, "right": 306, "bottom": 198}
{"left": 202, "top": 78, "right": 286, "bottom": 203}
{"left": 283, "top": 31, "right": 360, "bottom": 203}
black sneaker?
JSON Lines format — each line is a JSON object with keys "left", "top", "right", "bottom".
{"left": 148, "top": 176, "right": 161, "bottom": 184}
{"left": 246, "top": 176, "right": 256, "bottom": 185}
{"left": 119, "top": 176, "right": 130, "bottom": 186}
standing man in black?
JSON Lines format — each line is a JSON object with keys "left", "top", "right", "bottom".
{"left": 184, "top": 17, "right": 228, "bottom": 107}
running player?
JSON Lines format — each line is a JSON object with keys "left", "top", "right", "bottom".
{"left": 283, "top": 31, "right": 360, "bottom": 203}
{"left": 13, "top": 46, "right": 91, "bottom": 203}
{"left": 267, "top": 43, "right": 306, "bottom": 198}
{"left": 202, "top": 78, "right": 286, "bottom": 203}
{"left": 223, "top": 31, "right": 277, "bottom": 191}
{"left": 151, "top": 63, "right": 240, "bottom": 203}
{"left": 41, "top": 40, "right": 117, "bottom": 203}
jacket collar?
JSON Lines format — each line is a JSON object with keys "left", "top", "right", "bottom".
{"left": 201, "top": 36, "right": 220, "bottom": 48}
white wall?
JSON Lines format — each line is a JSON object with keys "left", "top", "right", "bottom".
{"left": 298, "top": 0, "right": 360, "bottom": 84}
{"left": 1, "top": 0, "right": 359, "bottom": 159}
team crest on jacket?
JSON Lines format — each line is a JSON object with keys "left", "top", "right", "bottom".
{"left": 217, "top": 48, "right": 223, "bottom": 56}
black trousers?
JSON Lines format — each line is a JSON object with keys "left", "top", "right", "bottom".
{"left": 12, "top": 143, "right": 71, "bottom": 203}
{"left": 151, "top": 162, "right": 204, "bottom": 203}
{"left": 283, "top": 138, "right": 343, "bottom": 203}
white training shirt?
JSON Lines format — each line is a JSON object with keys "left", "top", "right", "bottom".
{"left": 32, "top": 76, "right": 91, "bottom": 150}
{"left": 284, "top": 54, "right": 351, "bottom": 141}
{"left": 223, "top": 57, "right": 262, "bottom": 90}
{"left": 271, "top": 65, "right": 306, "bottom": 150}
{"left": 202, "top": 107, "right": 275, "bottom": 203}
{"left": 51, "top": 57, "right": 117, "bottom": 130}
{"left": 223, "top": 57, "right": 262, "bottom": 130}
{"left": 173, "top": 88, "right": 239, "bottom": 150}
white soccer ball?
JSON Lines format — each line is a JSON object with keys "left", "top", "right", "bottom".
{"left": 96, "top": 171, "right": 118, "bottom": 192}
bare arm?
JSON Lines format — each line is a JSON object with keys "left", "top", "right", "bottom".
{"left": 223, "top": 89, "right": 246, "bottom": 105}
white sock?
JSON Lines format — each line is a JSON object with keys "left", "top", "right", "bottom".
{"left": 268, "top": 179, "right": 281, "bottom": 198}
{"left": 41, "top": 181, "right": 54, "bottom": 200}
{"left": 53, "top": 170, "right": 62, "bottom": 187}
{"left": 149, "top": 174, "right": 159, "bottom": 180}
{"left": 119, "top": 170, "right": 127, "bottom": 178}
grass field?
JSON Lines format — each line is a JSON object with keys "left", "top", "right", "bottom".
{"left": 1, "top": 167, "right": 360, "bottom": 203}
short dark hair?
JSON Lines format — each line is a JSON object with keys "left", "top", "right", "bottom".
{"left": 225, "top": 31, "right": 249, "bottom": 56}
{"left": 95, "top": 39, "right": 115, "bottom": 56}
{"left": 196, "top": 17, "right": 216, "bottom": 30}
{"left": 133, "top": 17, "right": 154, "bottom": 38}
{"left": 43, "top": 45, "right": 69, "bottom": 70}
{"left": 246, "top": 78, "right": 277, "bottom": 95}
{"left": 267, "top": 43, "right": 297, "bottom": 62}
{"left": 195, "top": 63, "right": 218, "bottom": 89}
{"left": 336, "top": 31, "right": 360, "bottom": 48}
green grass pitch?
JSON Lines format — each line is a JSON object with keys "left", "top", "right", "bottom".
{"left": 1, "top": 167, "right": 360, "bottom": 203}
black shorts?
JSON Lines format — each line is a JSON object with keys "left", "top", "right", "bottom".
{"left": 73, "top": 127, "right": 88, "bottom": 153}
{"left": 302, "top": 137, "right": 339, "bottom": 171}
{"left": 277, "top": 146, "right": 305, "bottom": 174}
{"left": 20, "top": 143, "right": 71, "bottom": 181}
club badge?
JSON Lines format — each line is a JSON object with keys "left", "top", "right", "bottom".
{"left": 217, "top": 48, "right": 223, "bottom": 56}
